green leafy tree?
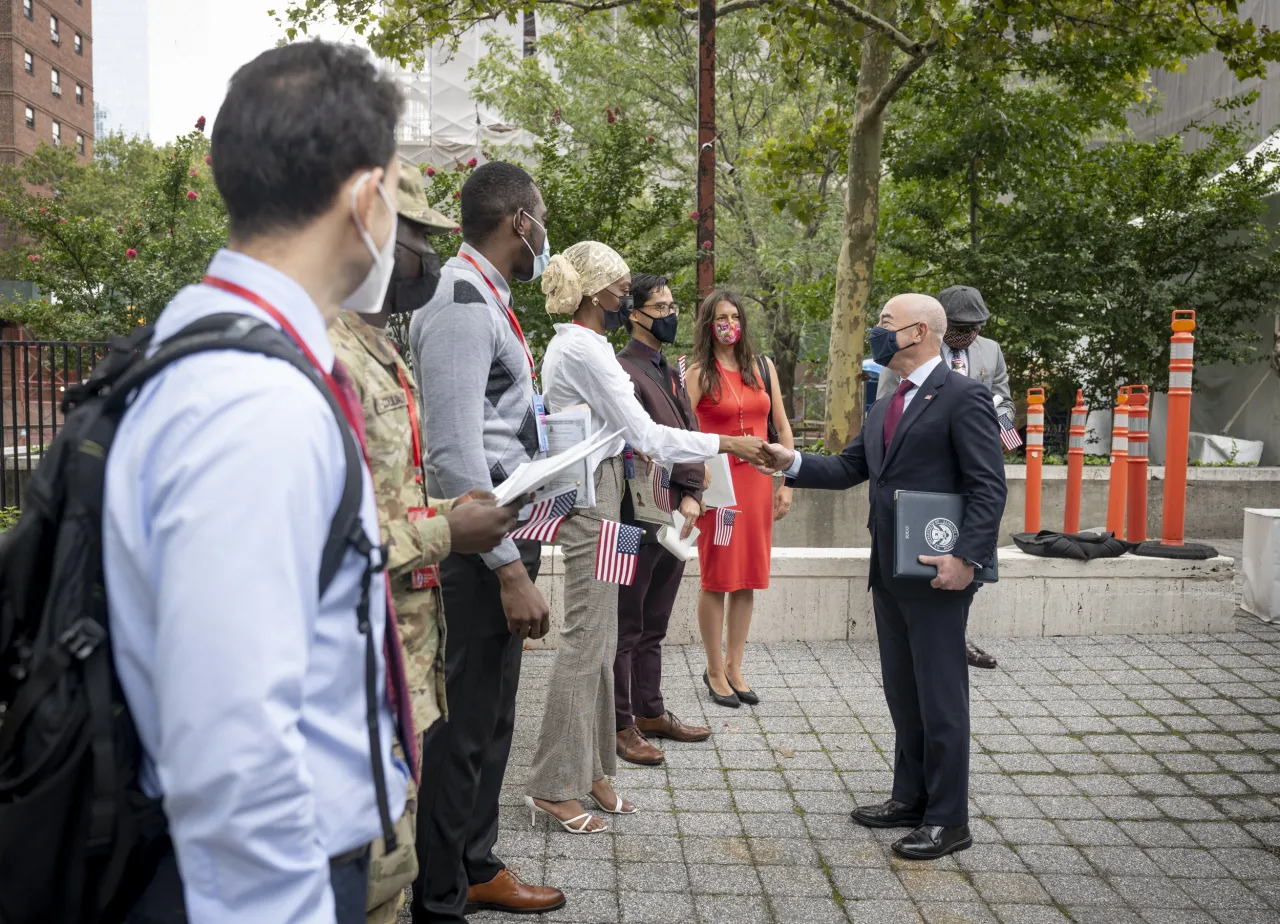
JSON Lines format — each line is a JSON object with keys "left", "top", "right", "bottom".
{"left": 278, "top": 0, "right": 1280, "bottom": 447}
{"left": 879, "top": 76, "right": 1280, "bottom": 408}
{"left": 408, "top": 106, "right": 693, "bottom": 360}
{"left": 0, "top": 124, "right": 227, "bottom": 340}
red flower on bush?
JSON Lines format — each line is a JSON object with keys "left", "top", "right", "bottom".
{"left": 452, "top": 191, "right": 461, "bottom": 199}
{"left": 125, "top": 248, "right": 138, "bottom": 259}
{"left": 689, "top": 211, "right": 700, "bottom": 221}
{"left": 451, "top": 226, "right": 461, "bottom": 235}
{"left": 189, "top": 167, "right": 199, "bottom": 177}
{"left": 606, "top": 107, "right": 617, "bottom": 124}
{"left": 186, "top": 190, "right": 199, "bottom": 201}
{"left": 700, "top": 240, "right": 713, "bottom": 250}
{"left": 195, "top": 116, "right": 207, "bottom": 132}
{"left": 425, "top": 167, "right": 436, "bottom": 177}
{"left": 552, "top": 107, "right": 562, "bottom": 124}
{"left": 27, "top": 254, "right": 38, "bottom": 263}
{"left": 467, "top": 157, "right": 478, "bottom": 168}
{"left": 647, "top": 136, "right": 655, "bottom": 144}
{"left": 205, "top": 155, "right": 212, "bottom": 166}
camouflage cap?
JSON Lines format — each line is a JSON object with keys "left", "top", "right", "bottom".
{"left": 395, "top": 157, "right": 455, "bottom": 234}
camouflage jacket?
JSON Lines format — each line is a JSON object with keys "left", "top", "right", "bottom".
{"left": 330, "top": 312, "right": 451, "bottom": 733}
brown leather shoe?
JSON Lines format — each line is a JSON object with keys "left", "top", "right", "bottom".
{"left": 616, "top": 725, "right": 664, "bottom": 765}
{"left": 465, "top": 868, "right": 566, "bottom": 915}
{"left": 636, "top": 710, "right": 712, "bottom": 743}
{"left": 967, "top": 641, "right": 998, "bottom": 669}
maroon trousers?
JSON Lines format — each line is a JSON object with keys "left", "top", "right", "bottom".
{"left": 615, "top": 543, "right": 685, "bottom": 730}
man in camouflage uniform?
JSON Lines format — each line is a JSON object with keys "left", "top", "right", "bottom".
{"left": 330, "top": 157, "right": 519, "bottom": 924}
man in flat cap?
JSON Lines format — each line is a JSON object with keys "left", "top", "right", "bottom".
{"left": 876, "top": 284, "right": 1012, "bottom": 670}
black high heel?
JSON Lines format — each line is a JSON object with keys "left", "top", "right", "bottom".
{"left": 727, "top": 679, "right": 760, "bottom": 706}
{"left": 703, "top": 670, "right": 741, "bottom": 708}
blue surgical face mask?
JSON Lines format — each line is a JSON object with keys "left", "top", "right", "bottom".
{"left": 516, "top": 212, "right": 550, "bottom": 282}
{"left": 869, "top": 321, "right": 920, "bottom": 366}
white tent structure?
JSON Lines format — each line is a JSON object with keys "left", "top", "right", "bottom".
{"left": 387, "top": 15, "right": 538, "bottom": 169}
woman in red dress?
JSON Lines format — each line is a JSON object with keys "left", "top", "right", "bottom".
{"left": 685, "top": 290, "right": 795, "bottom": 707}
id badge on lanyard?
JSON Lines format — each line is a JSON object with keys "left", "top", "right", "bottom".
{"left": 532, "top": 393, "right": 549, "bottom": 453}
{"left": 407, "top": 508, "right": 442, "bottom": 589}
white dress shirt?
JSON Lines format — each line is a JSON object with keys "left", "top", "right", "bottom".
{"left": 540, "top": 322, "right": 720, "bottom": 475}
{"left": 786, "top": 354, "right": 943, "bottom": 477}
{"left": 103, "top": 249, "right": 407, "bottom": 924}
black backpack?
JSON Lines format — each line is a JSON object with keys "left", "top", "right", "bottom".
{"left": 0, "top": 313, "right": 396, "bottom": 924}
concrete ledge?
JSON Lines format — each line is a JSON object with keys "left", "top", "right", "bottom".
{"left": 530, "top": 547, "right": 1236, "bottom": 648}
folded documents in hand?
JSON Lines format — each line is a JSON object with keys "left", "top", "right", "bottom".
{"left": 893, "top": 490, "right": 998, "bottom": 583}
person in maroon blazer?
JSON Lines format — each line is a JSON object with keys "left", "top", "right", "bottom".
{"left": 613, "top": 274, "right": 713, "bottom": 766}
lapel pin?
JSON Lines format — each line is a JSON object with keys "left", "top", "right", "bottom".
{"left": 924, "top": 394, "right": 933, "bottom": 400}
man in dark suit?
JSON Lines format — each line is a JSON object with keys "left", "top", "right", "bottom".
{"left": 760, "top": 293, "right": 1007, "bottom": 859}
{"left": 613, "top": 273, "right": 712, "bottom": 766}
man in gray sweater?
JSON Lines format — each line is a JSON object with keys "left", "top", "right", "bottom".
{"left": 409, "top": 162, "right": 565, "bottom": 921}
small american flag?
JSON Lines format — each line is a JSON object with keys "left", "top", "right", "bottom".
{"left": 507, "top": 488, "right": 576, "bottom": 542}
{"left": 677, "top": 355, "right": 687, "bottom": 389}
{"left": 998, "top": 407, "right": 1023, "bottom": 451}
{"left": 714, "top": 507, "right": 738, "bottom": 546}
{"left": 595, "top": 519, "right": 643, "bottom": 585}
{"left": 651, "top": 463, "right": 672, "bottom": 514}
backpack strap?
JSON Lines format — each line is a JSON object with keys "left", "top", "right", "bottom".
{"left": 102, "top": 313, "right": 396, "bottom": 847}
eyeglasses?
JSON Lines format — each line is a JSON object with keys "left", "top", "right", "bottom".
{"left": 642, "top": 302, "right": 679, "bottom": 318}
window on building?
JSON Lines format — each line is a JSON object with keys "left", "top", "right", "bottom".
{"left": 74, "top": 33, "right": 83, "bottom": 55}
{"left": 76, "top": 134, "right": 85, "bottom": 155}
{"left": 51, "top": 68, "right": 61, "bottom": 97}
{"left": 24, "top": 52, "right": 33, "bottom": 75}
{"left": 23, "top": 0, "right": 33, "bottom": 20}
{"left": 25, "top": 107, "right": 35, "bottom": 130}
{"left": 51, "top": 16, "right": 59, "bottom": 44}
{"left": 51, "top": 121, "right": 61, "bottom": 147}
{"left": 76, "top": 83, "right": 84, "bottom": 105}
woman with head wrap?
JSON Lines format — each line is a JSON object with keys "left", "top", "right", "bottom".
{"left": 524, "top": 241, "right": 769, "bottom": 835}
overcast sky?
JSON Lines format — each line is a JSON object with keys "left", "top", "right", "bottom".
{"left": 97, "top": 0, "right": 360, "bottom": 144}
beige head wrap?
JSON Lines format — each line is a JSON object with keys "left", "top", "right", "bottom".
{"left": 541, "top": 241, "right": 630, "bottom": 315}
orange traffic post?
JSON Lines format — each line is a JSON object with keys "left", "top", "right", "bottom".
{"left": 1125, "top": 385, "right": 1150, "bottom": 542}
{"left": 1161, "top": 310, "right": 1197, "bottom": 547}
{"left": 1025, "top": 387, "right": 1046, "bottom": 532}
{"left": 1105, "top": 389, "right": 1129, "bottom": 536}
{"left": 1064, "top": 389, "right": 1088, "bottom": 534}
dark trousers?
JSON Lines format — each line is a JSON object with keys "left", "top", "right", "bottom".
{"left": 413, "top": 540, "right": 539, "bottom": 923}
{"left": 125, "top": 840, "right": 370, "bottom": 923}
{"left": 872, "top": 585, "right": 971, "bottom": 827}
{"left": 614, "top": 543, "right": 684, "bottom": 730}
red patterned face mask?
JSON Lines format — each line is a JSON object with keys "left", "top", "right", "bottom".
{"left": 714, "top": 319, "right": 741, "bottom": 345}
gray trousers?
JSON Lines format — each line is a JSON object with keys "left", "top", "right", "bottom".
{"left": 525, "top": 455, "right": 624, "bottom": 801}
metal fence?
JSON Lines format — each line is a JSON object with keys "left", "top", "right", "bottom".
{"left": 1, "top": 339, "right": 108, "bottom": 509}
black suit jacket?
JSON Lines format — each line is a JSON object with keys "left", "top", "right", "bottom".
{"left": 617, "top": 339, "right": 704, "bottom": 542}
{"left": 792, "top": 360, "right": 1007, "bottom": 599}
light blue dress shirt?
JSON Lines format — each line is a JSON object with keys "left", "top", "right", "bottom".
{"left": 103, "top": 249, "right": 408, "bottom": 923}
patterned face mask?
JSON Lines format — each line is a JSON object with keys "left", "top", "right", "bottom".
{"left": 943, "top": 325, "right": 981, "bottom": 351}
{"left": 714, "top": 319, "right": 741, "bottom": 345}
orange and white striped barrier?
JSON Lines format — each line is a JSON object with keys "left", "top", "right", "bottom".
{"left": 1064, "top": 389, "right": 1088, "bottom": 534}
{"left": 1125, "top": 385, "right": 1150, "bottom": 542}
{"left": 1160, "top": 311, "right": 1196, "bottom": 547}
{"left": 1105, "top": 390, "right": 1129, "bottom": 536}
{"left": 1025, "top": 388, "right": 1046, "bottom": 533}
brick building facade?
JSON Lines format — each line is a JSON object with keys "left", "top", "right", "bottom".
{"left": 0, "top": 0, "right": 93, "bottom": 166}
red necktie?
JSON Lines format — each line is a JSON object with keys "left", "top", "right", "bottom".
{"left": 330, "top": 358, "right": 421, "bottom": 784}
{"left": 883, "top": 379, "right": 916, "bottom": 449}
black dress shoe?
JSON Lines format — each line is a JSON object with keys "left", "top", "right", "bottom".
{"left": 850, "top": 799, "right": 925, "bottom": 829}
{"left": 703, "top": 670, "right": 741, "bottom": 708}
{"left": 892, "top": 824, "right": 973, "bottom": 860}
{"left": 727, "top": 679, "right": 759, "bottom": 705}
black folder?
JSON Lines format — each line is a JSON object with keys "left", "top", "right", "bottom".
{"left": 893, "top": 490, "right": 999, "bottom": 583}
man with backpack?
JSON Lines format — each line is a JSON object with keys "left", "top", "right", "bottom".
{"left": 0, "top": 41, "right": 421, "bottom": 924}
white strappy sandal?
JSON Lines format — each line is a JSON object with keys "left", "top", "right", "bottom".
{"left": 592, "top": 783, "right": 638, "bottom": 815}
{"left": 524, "top": 795, "right": 608, "bottom": 834}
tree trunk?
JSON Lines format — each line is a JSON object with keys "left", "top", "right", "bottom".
{"left": 767, "top": 294, "right": 800, "bottom": 419}
{"left": 822, "top": 11, "right": 895, "bottom": 449}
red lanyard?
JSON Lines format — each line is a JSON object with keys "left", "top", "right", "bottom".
{"left": 459, "top": 252, "right": 535, "bottom": 383}
{"left": 396, "top": 365, "right": 423, "bottom": 474}
{"left": 201, "top": 275, "right": 365, "bottom": 446}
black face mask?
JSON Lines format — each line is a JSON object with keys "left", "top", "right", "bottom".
{"left": 603, "top": 294, "right": 633, "bottom": 331}
{"left": 387, "top": 245, "right": 442, "bottom": 315}
{"left": 640, "top": 311, "right": 679, "bottom": 344}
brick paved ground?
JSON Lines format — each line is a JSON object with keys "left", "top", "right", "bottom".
{"left": 417, "top": 612, "right": 1280, "bottom": 924}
